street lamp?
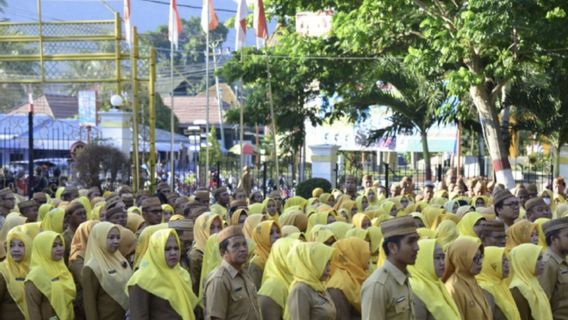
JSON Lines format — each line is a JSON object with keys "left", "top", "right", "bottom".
{"left": 110, "top": 94, "right": 123, "bottom": 110}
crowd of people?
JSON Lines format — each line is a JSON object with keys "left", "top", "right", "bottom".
{"left": 0, "top": 170, "right": 567, "bottom": 320}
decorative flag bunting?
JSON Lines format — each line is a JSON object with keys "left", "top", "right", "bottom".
{"left": 168, "top": 0, "right": 182, "bottom": 49}
{"left": 234, "top": 0, "right": 247, "bottom": 50}
{"left": 254, "top": 0, "right": 268, "bottom": 48}
{"left": 124, "top": 0, "right": 132, "bottom": 47}
{"left": 201, "top": 0, "right": 219, "bottom": 32}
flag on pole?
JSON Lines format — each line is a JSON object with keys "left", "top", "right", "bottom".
{"left": 254, "top": 0, "right": 268, "bottom": 48}
{"left": 201, "top": 0, "right": 219, "bottom": 32}
{"left": 124, "top": 0, "right": 132, "bottom": 47}
{"left": 234, "top": 0, "right": 247, "bottom": 50}
{"left": 168, "top": 0, "right": 182, "bottom": 49}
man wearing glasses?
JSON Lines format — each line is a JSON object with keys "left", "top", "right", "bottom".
{"left": 493, "top": 188, "right": 520, "bottom": 229}
{"left": 137, "top": 196, "right": 164, "bottom": 237}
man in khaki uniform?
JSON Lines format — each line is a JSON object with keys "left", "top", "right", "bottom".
{"left": 204, "top": 226, "right": 261, "bottom": 320}
{"left": 361, "top": 216, "right": 419, "bottom": 320}
{"left": 539, "top": 217, "right": 568, "bottom": 319}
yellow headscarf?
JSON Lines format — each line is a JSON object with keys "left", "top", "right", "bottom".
{"left": 193, "top": 213, "right": 222, "bottom": 252}
{"left": 13, "top": 222, "right": 41, "bottom": 240}
{"left": 278, "top": 210, "right": 308, "bottom": 233}
{"left": 229, "top": 209, "right": 247, "bottom": 226}
{"left": 55, "top": 187, "right": 65, "bottom": 200}
{"left": 408, "top": 239, "right": 461, "bottom": 319}
{"left": 319, "top": 193, "right": 333, "bottom": 206}
{"left": 435, "top": 220, "right": 459, "bottom": 252}
{"left": 69, "top": 220, "right": 99, "bottom": 262}
{"left": 288, "top": 241, "right": 335, "bottom": 292}
{"left": 38, "top": 204, "right": 53, "bottom": 222}
{"left": 443, "top": 236, "right": 492, "bottom": 319}
{"left": 263, "top": 198, "right": 280, "bottom": 221}
{"left": 379, "top": 200, "right": 397, "bottom": 217}
{"left": 84, "top": 222, "right": 132, "bottom": 310}
{"left": 280, "top": 226, "right": 303, "bottom": 239}
{"left": 25, "top": 231, "right": 76, "bottom": 320}
{"left": 127, "top": 229, "right": 197, "bottom": 320}
{"left": 258, "top": 238, "right": 300, "bottom": 309}
{"left": 248, "top": 203, "right": 264, "bottom": 215}
{"left": 475, "top": 246, "right": 521, "bottom": 320}
{"left": 126, "top": 210, "right": 144, "bottom": 232}
{"left": 421, "top": 206, "right": 444, "bottom": 230}
{"left": 133, "top": 223, "right": 168, "bottom": 269}
{"left": 243, "top": 214, "right": 266, "bottom": 240}
{"left": 457, "top": 212, "right": 484, "bottom": 237}
{"left": 509, "top": 243, "right": 552, "bottom": 320}
{"left": 41, "top": 208, "right": 65, "bottom": 233}
{"left": 77, "top": 196, "right": 93, "bottom": 221}
{"left": 533, "top": 218, "right": 550, "bottom": 248}
{"left": 309, "top": 225, "right": 336, "bottom": 244}
{"left": 326, "top": 237, "right": 370, "bottom": 311}
{"left": 284, "top": 196, "right": 307, "bottom": 211}
{"left": 505, "top": 220, "right": 536, "bottom": 253}
{"left": 0, "top": 230, "right": 32, "bottom": 317}
{"left": 251, "top": 220, "right": 280, "bottom": 269}
{"left": 0, "top": 212, "right": 27, "bottom": 241}
{"left": 327, "top": 221, "right": 353, "bottom": 239}
{"left": 352, "top": 213, "right": 371, "bottom": 229}
{"left": 307, "top": 211, "right": 333, "bottom": 232}
{"left": 161, "top": 204, "right": 174, "bottom": 222}
{"left": 364, "top": 188, "right": 379, "bottom": 207}
{"left": 198, "top": 234, "right": 222, "bottom": 304}
{"left": 355, "top": 195, "right": 368, "bottom": 213}
{"left": 556, "top": 203, "right": 568, "bottom": 218}
{"left": 345, "top": 227, "right": 367, "bottom": 240}
{"left": 91, "top": 203, "right": 105, "bottom": 221}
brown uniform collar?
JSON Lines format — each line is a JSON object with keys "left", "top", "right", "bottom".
{"left": 221, "top": 260, "right": 240, "bottom": 279}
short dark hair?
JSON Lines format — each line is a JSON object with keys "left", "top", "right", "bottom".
{"left": 219, "top": 238, "right": 230, "bottom": 255}
{"left": 546, "top": 229, "right": 561, "bottom": 246}
{"left": 382, "top": 235, "right": 405, "bottom": 256}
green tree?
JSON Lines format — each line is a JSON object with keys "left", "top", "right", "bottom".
{"left": 200, "top": 127, "right": 222, "bottom": 167}
{"left": 252, "top": 0, "right": 568, "bottom": 187}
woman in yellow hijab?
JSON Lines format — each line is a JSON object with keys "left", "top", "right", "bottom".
{"left": 327, "top": 221, "right": 353, "bottom": 240}
{"left": 127, "top": 228, "right": 198, "bottom": 319}
{"left": 364, "top": 188, "right": 380, "bottom": 210}
{"left": 326, "top": 237, "right": 370, "bottom": 318}
{"left": 0, "top": 212, "right": 27, "bottom": 242}
{"left": 82, "top": 221, "right": 132, "bottom": 319}
{"left": 161, "top": 204, "right": 174, "bottom": 222}
{"left": 37, "top": 204, "right": 53, "bottom": 223}
{"left": 533, "top": 218, "right": 550, "bottom": 248}
{"left": 25, "top": 230, "right": 76, "bottom": 320}
{"left": 355, "top": 195, "right": 369, "bottom": 213}
{"left": 41, "top": 208, "right": 65, "bottom": 233}
{"left": 286, "top": 242, "right": 336, "bottom": 320}
{"left": 352, "top": 213, "right": 372, "bottom": 230}
{"left": 457, "top": 212, "right": 485, "bottom": 238}
{"left": 421, "top": 206, "right": 445, "bottom": 230}
{"left": 278, "top": 209, "right": 308, "bottom": 233}
{"left": 319, "top": 193, "right": 335, "bottom": 207}
{"left": 284, "top": 196, "right": 307, "bottom": 212}
{"left": 0, "top": 230, "right": 32, "bottom": 319}
{"left": 248, "top": 220, "right": 281, "bottom": 289}
{"left": 509, "top": 243, "right": 551, "bottom": 320}
{"left": 475, "top": 246, "right": 521, "bottom": 320}
{"left": 505, "top": 220, "right": 537, "bottom": 253}
{"left": 229, "top": 208, "right": 248, "bottom": 226}
{"left": 307, "top": 211, "right": 335, "bottom": 233}
{"left": 263, "top": 198, "right": 280, "bottom": 221}
{"left": 257, "top": 237, "right": 300, "bottom": 319}
{"left": 379, "top": 200, "right": 398, "bottom": 217}
{"left": 408, "top": 239, "right": 461, "bottom": 320}
{"left": 188, "top": 213, "right": 223, "bottom": 295}
{"left": 443, "top": 236, "right": 492, "bottom": 320}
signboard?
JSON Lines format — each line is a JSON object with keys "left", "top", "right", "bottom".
{"left": 296, "top": 10, "right": 333, "bottom": 37}
{"left": 78, "top": 90, "right": 97, "bottom": 127}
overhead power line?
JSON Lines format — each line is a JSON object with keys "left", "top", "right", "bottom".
{"left": 139, "top": 0, "right": 237, "bottom": 13}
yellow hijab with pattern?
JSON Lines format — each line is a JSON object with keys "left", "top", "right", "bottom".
{"left": 84, "top": 222, "right": 132, "bottom": 310}
{"left": 25, "top": 231, "right": 76, "bottom": 320}
{"left": 509, "top": 243, "right": 552, "bottom": 320}
{"left": 0, "top": 230, "right": 32, "bottom": 318}
{"left": 127, "top": 229, "right": 197, "bottom": 320}
{"left": 408, "top": 239, "right": 461, "bottom": 320}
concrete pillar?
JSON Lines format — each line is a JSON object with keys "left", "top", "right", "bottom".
{"left": 559, "top": 145, "right": 568, "bottom": 180}
{"left": 98, "top": 110, "right": 132, "bottom": 157}
{"left": 309, "top": 144, "right": 340, "bottom": 187}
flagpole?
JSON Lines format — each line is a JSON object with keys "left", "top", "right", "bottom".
{"left": 264, "top": 52, "right": 279, "bottom": 192}
{"left": 170, "top": 40, "right": 175, "bottom": 191}
{"left": 205, "top": 17, "right": 210, "bottom": 189}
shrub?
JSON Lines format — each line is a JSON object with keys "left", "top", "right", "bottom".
{"left": 295, "top": 178, "right": 332, "bottom": 199}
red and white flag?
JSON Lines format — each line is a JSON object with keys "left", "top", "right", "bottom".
{"left": 124, "top": 0, "right": 132, "bottom": 47}
{"left": 234, "top": 0, "right": 247, "bottom": 50}
{"left": 201, "top": 0, "right": 219, "bottom": 32}
{"left": 168, "top": 0, "right": 182, "bottom": 49}
{"left": 254, "top": 0, "right": 268, "bottom": 48}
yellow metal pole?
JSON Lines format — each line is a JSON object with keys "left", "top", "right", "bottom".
{"left": 37, "top": 0, "right": 45, "bottom": 82}
{"left": 114, "top": 13, "right": 122, "bottom": 94}
{"left": 149, "top": 48, "right": 157, "bottom": 193}
{"left": 131, "top": 28, "right": 140, "bottom": 192}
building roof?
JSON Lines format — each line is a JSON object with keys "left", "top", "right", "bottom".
{"left": 161, "top": 95, "right": 230, "bottom": 126}
{"left": 8, "top": 94, "right": 78, "bottom": 119}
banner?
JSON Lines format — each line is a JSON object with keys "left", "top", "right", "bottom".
{"left": 78, "top": 91, "right": 97, "bottom": 127}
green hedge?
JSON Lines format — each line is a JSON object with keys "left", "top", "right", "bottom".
{"left": 295, "top": 178, "right": 332, "bottom": 199}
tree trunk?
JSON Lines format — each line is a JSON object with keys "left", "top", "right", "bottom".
{"left": 420, "top": 130, "right": 432, "bottom": 182}
{"left": 469, "top": 84, "right": 515, "bottom": 188}
{"left": 555, "top": 142, "right": 561, "bottom": 177}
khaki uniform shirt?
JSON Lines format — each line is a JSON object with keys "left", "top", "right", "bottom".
{"left": 538, "top": 249, "right": 568, "bottom": 320}
{"left": 287, "top": 283, "right": 336, "bottom": 320}
{"left": 203, "top": 260, "right": 261, "bottom": 320}
{"left": 361, "top": 260, "right": 414, "bottom": 320}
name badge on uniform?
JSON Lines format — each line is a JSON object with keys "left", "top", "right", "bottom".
{"left": 395, "top": 296, "right": 406, "bottom": 304}
{"left": 234, "top": 287, "right": 242, "bottom": 292}
{"left": 560, "top": 270, "right": 568, "bottom": 275}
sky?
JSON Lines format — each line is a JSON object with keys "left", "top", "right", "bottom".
{"left": 2, "top": 0, "right": 269, "bottom": 50}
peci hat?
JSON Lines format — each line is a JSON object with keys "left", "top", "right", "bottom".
{"left": 18, "top": 200, "right": 37, "bottom": 211}
{"left": 493, "top": 189, "right": 515, "bottom": 207}
{"left": 217, "top": 225, "right": 244, "bottom": 243}
{"left": 542, "top": 217, "right": 568, "bottom": 235}
{"left": 141, "top": 196, "right": 162, "bottom": 211}
{"left": 525, "top": 197, "right": 546, "bottom": 212}
{"left": 480, "top": 219, "right": 505, "bottom": 233}
{"left": 380, "top": 216, "right": 418, "bottom": 239}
